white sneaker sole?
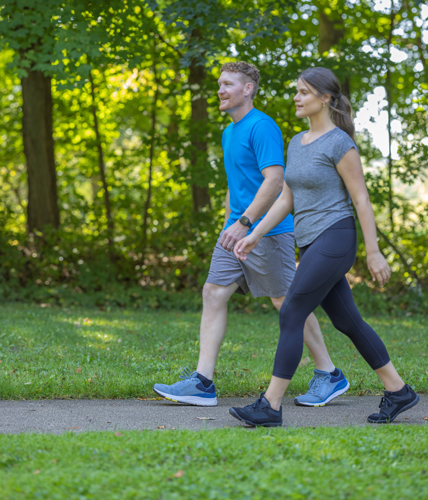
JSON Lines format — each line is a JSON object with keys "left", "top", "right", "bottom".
{"left": 294, "top": 381, "right": 350, "bottom": 407}
{"left": 153, "top": 388, "right": 218, "bottom": 407}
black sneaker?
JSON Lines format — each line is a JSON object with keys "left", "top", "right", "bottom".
{"left": 229, "top": 393, "right": 283, "bottom": 427}
{"left": 367, "top": 384, "right": 419, "bottom": 424}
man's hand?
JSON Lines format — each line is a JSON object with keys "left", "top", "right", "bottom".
{"left": 220, "top": 220, "right": 249, "bottom": 251}
{"left": 233, "top": 233, "right": 261, "bottom": 261}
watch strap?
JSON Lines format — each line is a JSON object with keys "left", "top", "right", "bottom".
{"left": 239, "top": 215, "right": 252, "bottom": 228}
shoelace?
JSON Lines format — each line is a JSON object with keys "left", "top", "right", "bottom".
{"left": 251, "top": 396, "right": 263, "bottom": 409}
{"left": 306, "top": 375, "right": 329, "bottom": 395}
{"left": 249, "top": 394, "right": 269, "bottom": 412}
{"left": 378, "top": 395, "right": 393, "bottom": 415}
{"left": 179, "top": 367, "right": 194, "bottom": 380}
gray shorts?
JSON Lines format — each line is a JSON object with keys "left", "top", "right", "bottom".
{"left": 206, "top": 231, "right": 296, "bottom": 298}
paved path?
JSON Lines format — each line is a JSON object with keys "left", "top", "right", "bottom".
{"left": 1, "top": 396, "right": 426, "bottom": 434}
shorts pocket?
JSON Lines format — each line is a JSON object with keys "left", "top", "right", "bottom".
{"left": 319, "top": 229, "right": 356, "bottom": 257}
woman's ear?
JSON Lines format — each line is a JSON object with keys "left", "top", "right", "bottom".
{"left": 322, "top": 93, "right": 332, "bottom": 106}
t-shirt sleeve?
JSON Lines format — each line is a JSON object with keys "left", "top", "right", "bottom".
{"left": 250, "top": 119, "right": 285, "bottom": 171}
{"left": 332, "top": 132, "right": 358, "bottom": 167}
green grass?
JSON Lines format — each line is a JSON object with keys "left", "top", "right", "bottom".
{"left": 1, "top": 427, "right": 428, "bottom": 499}
{"left": 0, "top": 303, "right": 427, "bottom": 399}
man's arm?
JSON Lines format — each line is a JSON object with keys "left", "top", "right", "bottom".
{"left": 223, "top": 190, "right": 231, "bottom": 230}
{"left": 219, "top": 165, "right": 283, "bottom": 251}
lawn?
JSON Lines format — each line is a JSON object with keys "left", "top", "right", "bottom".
{"left": 1, "top": 426, "right": 428, "bottom": 499}
{"left": 0, "top": 303, "right": 427, "bottom": 400}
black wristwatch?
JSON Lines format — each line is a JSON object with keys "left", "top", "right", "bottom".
{"left": 239, "top": 215, "right": 252, "bottom": 228}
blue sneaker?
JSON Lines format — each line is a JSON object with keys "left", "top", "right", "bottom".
{"left": 294, "top": 368, "right": 350, "bottom": 407}
{"left": 152, "top": 367, "right": 217, "bottom": 406}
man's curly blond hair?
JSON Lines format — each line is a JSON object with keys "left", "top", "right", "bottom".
{"left": 220, "top": 62, "right": 260, "bottom": 100}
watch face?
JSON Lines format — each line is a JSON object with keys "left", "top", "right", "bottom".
{"left": 241, "top": 216, "right": 250, "bottom": 225}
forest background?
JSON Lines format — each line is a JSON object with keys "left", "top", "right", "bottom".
{"left": 0, "top": 0, "right": 427, "bottom": 314}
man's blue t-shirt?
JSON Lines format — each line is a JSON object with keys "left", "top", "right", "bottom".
{"left": 222, "top": 108, "right": 294, "bottom": 237}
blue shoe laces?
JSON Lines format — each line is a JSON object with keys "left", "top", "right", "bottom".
{"left": 179, "top": 367, "right": 196, "bottom": 380}
{"left": 306, "top": 374, "right": 329, "bottom": 395}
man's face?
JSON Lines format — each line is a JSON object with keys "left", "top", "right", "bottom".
{"left": 218, "top": 71, "right": 250, "bottom": 112}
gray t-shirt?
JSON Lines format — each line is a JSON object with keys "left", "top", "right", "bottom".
{"left": 284, "top": 127, "right": 357, "bottom": 247}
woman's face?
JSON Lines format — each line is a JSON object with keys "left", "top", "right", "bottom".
{"left": 294, "top": 79, "right": 328, "bottom": 118}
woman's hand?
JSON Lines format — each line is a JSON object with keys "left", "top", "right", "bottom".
{"left": 233, "top": 234, "right": 261, "bottom": 261}
{"left": 367, "top": 251, "right": 391, "bottom": 287}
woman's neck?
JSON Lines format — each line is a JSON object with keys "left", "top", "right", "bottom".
{"left": 308, "top": 111, "right": 335, "bottom": 135}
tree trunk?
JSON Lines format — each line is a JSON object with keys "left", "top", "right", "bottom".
{"left": 188, "top": 41, "right": 211, "bottom": 212}
{"left": 318, "top": 10, "right": 345, "bottom": 54}
{"left": 386, "top": 68, "right": 394, "bottom": 232}
{"left": 415, "top": 33, "right": 427, "bottom": 82}
{"left": 341, "top": 77, "right": 351, "bottom": 99}
{"left": 166, "top": 64, "right": 180, "bottom": 157}
{"left": 89, "top": 70, "right": 113, "bottom": 249}
{"left": 386, "top": 9, "right": 395, "bottom": 232}
{"left": 318, "top": 6, "right": 350, "bottom": 97}
{"left": 22, "top": 70, "right": 59, "bottom": 233}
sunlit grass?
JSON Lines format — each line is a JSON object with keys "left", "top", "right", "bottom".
{"left": 0, "top": 303, "right": 427, "bottom": 400}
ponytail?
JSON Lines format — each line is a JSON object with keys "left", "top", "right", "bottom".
{"left": 330, "top": 93, "right": 355, "bottom": 140}
{"left": 299, "top": 67, "right": 355, "bottom": 140}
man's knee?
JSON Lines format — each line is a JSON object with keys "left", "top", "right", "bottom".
{"left": 304, "top": 312, "right": 320, "bottom": 331}
{"left": 271, "top": 295, "right": 285, "bottom": 311}
{"left": 203, "top": 282, "right": 234, "bottom": 306}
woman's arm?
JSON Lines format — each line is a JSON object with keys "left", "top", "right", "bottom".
{"left": 234, "top": 181, "right": 294, "bottom": 261}
{"left": 336, "top": 148, "right": 391, "bottom": 287}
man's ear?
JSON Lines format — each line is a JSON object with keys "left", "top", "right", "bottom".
{"left": 244, "top": 82, "right": 253, "bottom": 97}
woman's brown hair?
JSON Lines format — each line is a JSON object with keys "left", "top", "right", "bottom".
{"left": 298, "top": 67, "right": 355, "bottom": 140}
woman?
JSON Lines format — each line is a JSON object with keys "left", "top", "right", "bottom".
{"left": 229, "top": 67, "right": 419, "bottom": 427}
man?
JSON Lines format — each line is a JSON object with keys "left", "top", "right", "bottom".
{"left": 153, "top": 62, "right": 349, "bottom": 407}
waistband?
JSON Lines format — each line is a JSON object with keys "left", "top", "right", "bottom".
{"left": 325, "top": 216, "right": 356, "bottom": 231}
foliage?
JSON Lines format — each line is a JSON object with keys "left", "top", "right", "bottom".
{"left": 0, "top": 0, "right": 427, "bottom": 301}
{"left": 1, "top": 427, "right": 428, "bottom": 499}
{"left": 0, "top": 303, "right": 427, "bottom": 400}
{"left": 0, "top": 0, "right": 151, "bottom": 80}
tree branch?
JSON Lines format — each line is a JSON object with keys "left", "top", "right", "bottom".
{"left": 376, "top": 225, "right": 424, "bottom": 289}
{"left": 157, "top": 33, "right": 183, "bottom": 58}
{"left": 89, "top": 69, "right": 114, "bottom": 252}
{"left": 142, "top": 44, "right": 160, "bottom": 259}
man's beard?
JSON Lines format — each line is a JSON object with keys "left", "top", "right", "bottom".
{"left": 220, "top": 95, "right": 244, "bottom": 111}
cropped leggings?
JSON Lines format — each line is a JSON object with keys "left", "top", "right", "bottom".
{"left": 273, "top": 217, "right": 390, "bottom": 380}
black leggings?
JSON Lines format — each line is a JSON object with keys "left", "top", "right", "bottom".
{"left": 273, "top": 217, "right": 390, "bottom": 379}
